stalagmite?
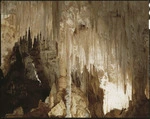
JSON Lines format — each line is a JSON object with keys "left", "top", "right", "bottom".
{"left": 65, "top": 28, "right": 72, "bottom": 117}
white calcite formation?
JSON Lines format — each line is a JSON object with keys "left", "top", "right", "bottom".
{"left": 1, "top": 1, "right": 149, "bottom": 117}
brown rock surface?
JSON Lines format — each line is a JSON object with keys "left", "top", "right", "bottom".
{"left": 48, "top": 100, "right": 66, "bottom": 117}
{"left": 5, "top": 106, "right": 24, "bottom": 118}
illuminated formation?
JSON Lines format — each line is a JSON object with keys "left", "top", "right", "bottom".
{"left": 0, "top": 1, "right": 149, "bottom": 118}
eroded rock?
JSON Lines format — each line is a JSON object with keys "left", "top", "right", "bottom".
{"left": 70, "top": 84, "right": 91, "bottom": 117}
{"left": 48, "top": 100, "right": 66, "bottom": 117}
{"left": 5, "top": 106, "right": 24, "bottom": 118}
{"left": 105, "top": 108, "right": 126, "bottom": 118}
{"left": 24, "top": 100, "right": 50, "bottom": 118}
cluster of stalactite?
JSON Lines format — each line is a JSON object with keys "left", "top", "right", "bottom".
{"left": 1, "top": 1, "right": 149, "bottom": 117}
{"left": 18, "top": 27, "right": 41, "bottom": 55}
{"left": 58, "top": 1, "right": 149, "bottom": 115}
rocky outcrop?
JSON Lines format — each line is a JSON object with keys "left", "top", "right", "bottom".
{"left": 24, "top": 100, "right": 50, "bottom": 118}
{"left": 22, "top": 83, "right": 90, "bottom": 118}
{"left": 104, "top": 108, "right": 126, "bottom": 118}
{"left": 24, "top": 56, "right": 40, "bottom": 82}
{"left": 124, "top": 98, "right": 150, "bottom": 117}
{"left": 48, "top": 83, "right": 57, "bottom": 108}
{"left": 5, "top": 106, "right": 24, "bottom": 118}
{"left": 47, "top": 84, "right": 90, "bottom": 118}
{"left": 70, "top": 84, "right": 90, "bottom": 117}
{"left": 48, "top": 100, "right": 66, "bottom": 117}
{"left": 0, "top": 31, "right": 50, "bottom": 117}
{"left": 71, "top": 66, "right": 104, "bottom": 117}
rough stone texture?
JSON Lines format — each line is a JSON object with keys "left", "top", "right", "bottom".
{"left": 0, "top": 31, "right": 50, "bottom": 117}
{"left": 5, "top": 106, "right": 24, "bottom": 118}
{"left": 47, "top": 84, "right": 90, "bottom": 118}
{"left": 24, "top": 100, "right": 50, "bottom": 118}
{"left": 71, "top": 66, "right": 104, "bottom": 117}
{"left": 39, "top": 39, "right": 59, "bottom": 88}
{"left": 13, "top": 106, "right": 24, "bottom": 115}
{"left": 70, "top": 84, "right": 90, "bottom": 117}
{"left": 124, "top": 99, "right": 150, "bottom": 118}
{"left": 104, "top": 108, "right": 126, "bottom": 118}
{"left": 1, "top": 14, "right": 17, "bottom": 75}
{"left": 49, "top": 83, "right": 57, "bottom": 108}
{"left": 48, "top": 100, "right": 66, "bottom": 117}
{"left": 24, "top": 56, "right": 37, "bottom": 81}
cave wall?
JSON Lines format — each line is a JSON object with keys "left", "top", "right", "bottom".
{"left": 1, "top": 1, "right": 149, "bottom": 116}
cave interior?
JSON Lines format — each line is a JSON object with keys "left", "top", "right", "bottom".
{"left": 0, "top": 1, "right": 150, "bottom": 118}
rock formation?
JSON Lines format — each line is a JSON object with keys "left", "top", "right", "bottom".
{"left": 0, "top": 1, "right": 149, "bottom": 118}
